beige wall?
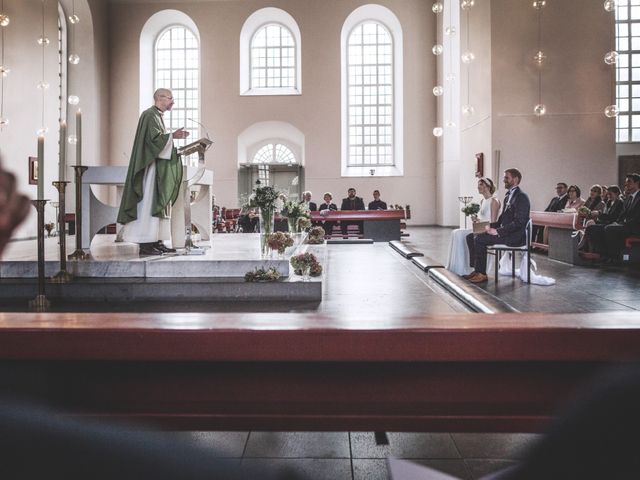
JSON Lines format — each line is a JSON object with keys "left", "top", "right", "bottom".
{"left": 108, "top": 0, "right": 437, "bottom": 224}
{"left": 491, "top": 0, "right": 616, "bottom": 209}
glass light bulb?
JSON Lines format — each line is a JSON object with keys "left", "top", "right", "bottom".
{"left": 461, "top": 0, "right": 475, "bottom": 9}
{"left": 445, "top": 26, "right": 456, "bottom": 36}
{"left": 461, "top": 51, "right": 476, "bottom": 64}
{"left": 37, "top": 81, "right": 50, "bottom": 90}
{"left": 68, "top": 53, "right": 80, "bottom": 65}
{"left": 446, "top": 73, "right": 456, "bottom": 82}
{"left": 0, "top": 117, "right": 9, "bottom": 128}
{"left": 433, "top": 127, "right": 443, "bottom": 137}
{"left": 604, "top": 0, "right": 615, "bottom": 12}
{"left": 68, "top": 95, "right": 80, "bottom": 105}
{"left": 432, "top": 44, "right": 443, "bottom": 55}
{"left": 68, "top": 14, "right": 80, "bottom": 24}
{"left": 37, "top": 126, "right": 49, "bottom": 135}
{"left": 462, "top": 104, "right": 475, "bottom": 116}
{"left": 534, "top": 104, "right": 547, "bottom": 116}
{"left": 604, "top": 51, "right": 618, "bottom": 65}
{"left": 533, "top": 0, "right": 546, "bottom": 9}
{"left": 432, "top": 2, "right": 444, "bottom": 14}
{"left": 446, "top": 120, "right": 456, "bottom": 128}
{"left": 37, "top": 36, "right": 50, "bottom": 46}
{"left": 534, "top": 50, "right": 546, "bottom": 65}
{"left": 68, "top": 134, "right": 78, "bottom": 145}
{"left": 433, "top": 86, "right": 444, "bottom": 96}
{"left": 0, "top": 65, "right": 9, "bottom": 77}
{"left": 0, "top": 14, "right": 9, "bottom": 27}
{"left": 604, "top": 105, "right": 619, "bottom": 117}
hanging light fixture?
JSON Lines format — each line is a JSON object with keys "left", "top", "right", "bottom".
{"left": 432, "top": 0, "right": 443, "bottom": 137}
{"left": 37, "top": 0, "right": 48, "bottom": 135}
{"left": 0, "top": 0, "right": 7, "bottom": 128}
{"left": 461, "top": 0, "right": 475, "bottom": 116}
{"left": 533, "top": 0, "right": 546, "bottom": 116}
{"left": 604, "top": 0, "right": 618, "bottom": 117}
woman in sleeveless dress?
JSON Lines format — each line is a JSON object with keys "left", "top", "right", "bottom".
{"left": 447, "top": 178, "right": 501, "bottom": 276}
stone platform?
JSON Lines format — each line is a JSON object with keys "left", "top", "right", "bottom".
{"left": 0, "top": 234, "right": 323, "bottom": 304}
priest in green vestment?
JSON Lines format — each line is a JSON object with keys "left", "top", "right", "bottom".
{"left": 117, "top": 88, "right": 189, "bottom": 255}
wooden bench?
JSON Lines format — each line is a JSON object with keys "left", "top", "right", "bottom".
{"left": 1, "top": 311, "right": 639, "bottom": 433}
{"left": 310, "top": 210, "right": 406, "bottom": 241}
{"left": 531, "top": 211, "right": 581, "bottom": 264}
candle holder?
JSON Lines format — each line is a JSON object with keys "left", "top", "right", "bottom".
{"left": 68, "top": 165, "right": 90, "bottom": 261}
{"left": 28, "top": 199, "right": 51, "bottom": 312}
{"left": 458, "top": 195, "right": 474, "bottom": 229}
{"left": 51, "top": 181, "right": 73, "bottom": 283}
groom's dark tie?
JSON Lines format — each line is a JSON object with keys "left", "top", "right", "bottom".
{"left": 502, "top": 190, "right": 511, "bottom": 214}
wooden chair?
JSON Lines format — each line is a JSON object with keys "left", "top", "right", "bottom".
{"left": 487, "top": 219, "right": 532, "bottom": 284}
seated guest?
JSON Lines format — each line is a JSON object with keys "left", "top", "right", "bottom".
{"left": 237, "top": 206, "right": 258, "bottom": 233}
{"left": 562, "top": 185, "right": 585, "bottom": 211}
{"left": 300, "top": 191, "right": 317, "bottom": 211}
{"left": 533, "top": 182, "right": 568, "bottom": 243}
{"left": 445, "top": 177, "right": 500, "bottom": 276}
{"left": 368, "top": 190, "right": 388, "bottom": 210}
{"left": 318, "top": 192, "right": 338, "bottom": 237}
{"left": 580, "top": 185, "right": 624, "bottom": 251}
{"left": 0, "top": 160, "right": 31, "bottom": 258}
{"left": 583, "top": 173, "right": 640, "bottom": 262}
{"left": 583, "top": 185, "right": 605, "bottom": 214}
{"left": 340, "top": 187, "right": 365, "bottom": 237}
{"left": 466, "top": 168, "right": 530, "bottom": 283}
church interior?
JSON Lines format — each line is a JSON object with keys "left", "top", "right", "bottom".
{"left": 1, "top": 0, "right": 640, "bottom": 479}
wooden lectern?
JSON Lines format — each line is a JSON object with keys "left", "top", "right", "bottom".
{"left": 175, "top": 137, "right": 213, "bottom": 253}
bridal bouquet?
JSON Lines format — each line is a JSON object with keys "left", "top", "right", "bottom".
{"left": 461, "top": 203, "right": 480, "bottom": 216}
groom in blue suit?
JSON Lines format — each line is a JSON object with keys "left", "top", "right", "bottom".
{"left": 466, "top": 168, "right": 531, "bottom": 283}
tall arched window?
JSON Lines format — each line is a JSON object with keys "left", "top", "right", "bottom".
{"left": 251, "top": 24, "right": 296, "bottom": 89}
{"left": 155, "top": 25, "right": 199, "bottom": 149}
{"left": 341, "top": 5, "right": 403, "bottom": 177}
{"left": 252, "top": 143, "right": 297, "bottom": 164}
{"left": 240, "top": 8, "right": 301, "bottom": 95}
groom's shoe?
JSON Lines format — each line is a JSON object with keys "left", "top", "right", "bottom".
{"left": 468, "top": 272, "right": 488, "bottom": 283}
{"left": 462, "top": 271, "right": 477, "bottom": 280}
{"left": 155, "top": 241, "right": 176, "bottom": 253}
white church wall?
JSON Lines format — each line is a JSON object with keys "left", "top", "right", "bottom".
{"left": 107, "top": 0, "right": 437, "bottom": 225}
{"left": 491, "top": 0, "right": 616, "bottom": 210}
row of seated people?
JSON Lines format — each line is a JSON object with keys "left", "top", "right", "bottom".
{"left": 535, "top": 174, "right": 640, "bottom": 263}
{"left": 236, "top": 188, "right": 395, "bottom": 237}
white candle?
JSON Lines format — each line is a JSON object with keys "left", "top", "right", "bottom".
{"left": 76, "top": 109, "right": 82, "bottom": 166}
{"left": 37, "top": 135, "right": 44, "bottom": 200}
{"left": 59, "top": 120, "right": 66, "bottom": 181}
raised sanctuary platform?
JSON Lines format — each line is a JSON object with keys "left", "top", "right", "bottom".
{"left": 0, "top": 234, "right": 322, "bottom": 304}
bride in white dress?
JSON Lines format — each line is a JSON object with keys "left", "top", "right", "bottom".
{"left": 447, "top": 178, "right": 501, "bottom": 276}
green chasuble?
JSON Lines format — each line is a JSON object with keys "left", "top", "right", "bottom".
{"left": 117, "top": 107, "right": 183, "bottom": 225}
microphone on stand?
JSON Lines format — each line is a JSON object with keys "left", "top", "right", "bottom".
{"left": 187, "top": 118, "right": 212, "bottom": 143}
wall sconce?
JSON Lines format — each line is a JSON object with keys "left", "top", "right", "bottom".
{"left": 369, "top": 169, "right": 375, "bottom": 176}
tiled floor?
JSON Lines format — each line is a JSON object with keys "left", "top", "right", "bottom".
{"left": 155, "top": 431, "right": 541, "bottom": 480}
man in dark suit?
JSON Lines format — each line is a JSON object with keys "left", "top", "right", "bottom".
{"left": 340, "top": 187, "right": 365, "bottom": 237}
{"left": 533, "top": 182, "right": 568, "bottom": 242}
{"left": 584, "top": 173, "right": 640, "bottom": 262}
{"left": 465, "top": 168, "right": 531, "bottom": 283}
{"left": 368, "top": 190, "right": 388, "bottom": 210}
{"left": 300, "top": 191, "right": 317, "bottom": 211}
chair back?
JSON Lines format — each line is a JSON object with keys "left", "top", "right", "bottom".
{"left": 525, "top": 218, "right": 533, "bottom": 249}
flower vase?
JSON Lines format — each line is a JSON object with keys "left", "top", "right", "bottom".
{"left": 301, "top": 265, "right": 311, "bottom": 282}
{"left": 259, "top": 208, "right": 275, "bottom": 258}
{"left": 288, "top": 217, "right": 299, "bottom": 235}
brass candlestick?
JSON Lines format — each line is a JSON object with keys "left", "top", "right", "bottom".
{"left": 28, "top": 199, "right": 51, "bottom": 312}
{"left": 68, "top": 165, "right": 90, "bottom": 260}
{"left": 51, "top": 181, "right": 73, "bottom": 282}
{"left": 458, "top": 195, "right": 474, "bottom": 229}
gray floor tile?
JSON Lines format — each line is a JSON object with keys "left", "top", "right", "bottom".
{"left": 244, "top": 432, "right": 350, "bottom": 458}
{"left": 353, "top": 459, "right": 471, "bottom": 480}
{"left": 241, "top": 458, "right": 352, "bottom": 480}
{"left": 351, "top": 432, "right": 460, "bottom": 459}
{"left": 164, "top": 431, "right": 249, "bottom": 457}
{"left": 451, "top": 433, "right": 540, "bottom": 460}
{"left": 465, "top": 459, "right": 517, "bottom": 480}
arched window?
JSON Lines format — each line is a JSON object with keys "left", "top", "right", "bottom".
{"left": 155, "top": 25, "right": 199, "bottom": 149}
{"left": 252, "top": 143, "right": 297, "bottom": 164}
{"left": 240, "top": 8, "right": 301, "bottom": 95}
{"left": 251, "top": 24, "right": 296, "bottom": 89}
{"left": 341, "top": 5, "right": 403, "bottom": 177}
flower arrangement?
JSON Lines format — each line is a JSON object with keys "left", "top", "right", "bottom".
{"left": 461, "top": 203, "right": 480, "bottom": 216}
{"left": 297, "top": 217, "right": 312, "bottom": 231}
{"left": 284, "top": 200, "right": 311, "bottom": 233}
{"left": 244, "top": 266, "right": 280, "bottom": 282}
{"left": 290, "top": 252, "right": 322, "bottom": 278}
{"left": 267, "top": 231, "right": 294, "bottom": 254}
{"left": 306, "top": 226, "right": 326, "bottom": 244}
{"left": 247, "top": 185, "right": 283, "bottom": 212}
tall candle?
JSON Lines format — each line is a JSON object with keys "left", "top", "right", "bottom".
{"left": 59, "top": 120, "right": 66, "bottom": 181}
{"left": 37, "top": 135, "right": 44, "bottom": 200}
{"left": 76, "top": 109, "right": 82, "bottom": 166}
